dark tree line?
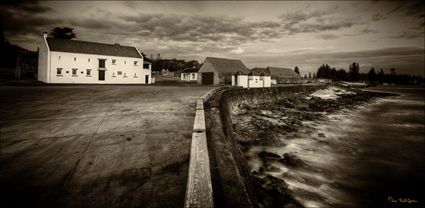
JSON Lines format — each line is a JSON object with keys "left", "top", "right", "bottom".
{"left": 150, "top": 58, "right": 200, "bottom": 72}
{"left": 315, "top": 63, "right": 424, "bottom": 85}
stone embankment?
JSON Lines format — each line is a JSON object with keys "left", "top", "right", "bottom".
{"left": 204, "top": 85, "right": 396, "bottom": 208}
{"left": 204, "top": 86, "right": 323, "bottom": 208}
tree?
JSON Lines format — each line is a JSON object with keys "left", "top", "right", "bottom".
{"left": 367, "top": 67, "right": 376, "bottom": 81}
{"left": 308, "top": 72, "right": 312, "bottom": 79}
{"left": 336, "top": 69, "right": 347, "bottom": 81}
{"left": 348, "top": 62, "right": 360, "bottom": 81}
{"left": 294, "top": 66, "right": 300, "bottom": 75}
{"left": 390, "top": 68, "right": 396, "bottom": 83}
{"left": 49, "top": 27, "right": 76, "bottom": 39}
{"left": 377, "top": 68, "right": 385, "bottom": 83}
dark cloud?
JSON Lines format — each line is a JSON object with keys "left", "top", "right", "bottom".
{"left": 280, "top": 10, "right": 363, "bottom": 35}
{"left": 389, "top": 0, "right": 425, "bottom": 26}
{"left": 69, "top": 13, "right": 283, "bottom": 46}
{"left": 243, "top": 47, "right": 424, "bottom": 75}
{"left": 388, "top": 32, "right": 423, "bottom": 40}
{"left": 0, "top": 1, "right": 60, "bottom": 40}
{"left": 371, "top": 13, "right": 387, "bottom": 21}
{"left": 317, "top": 34, "right": 340, "bottom": 40}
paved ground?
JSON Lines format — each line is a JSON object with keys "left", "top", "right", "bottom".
{"left": 0, "top": 85, "right": 214, "bottom": 208}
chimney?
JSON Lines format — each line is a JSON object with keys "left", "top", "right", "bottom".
{"left": 43, "top": 32, "right": 48, "bottom": 39}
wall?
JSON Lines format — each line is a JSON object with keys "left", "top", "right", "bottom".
{"left": 207, "top": 85, "right": 325, "bottom": 207}
{"left": 231, "top": 75, "right": 271, "bottom": 88}
{"left": 48, "top": 51, "right": 151, "bottom": 84}
{"left": 247, "top": 76, "right": 263, "bottom": 88}
{"left": 181, "top": 72, "right": 198, "bottom": 81}
{"left": 263, "top": 76, "right": 271, "bottom": 87}
{"left": 37, "top": 36, "right": 49, "bottom": 82}
{"left": 197, "top": 60, "right": 219, "bottom": 85}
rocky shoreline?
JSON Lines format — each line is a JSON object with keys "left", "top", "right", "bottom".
{"left": 230, "top": 86, "right": 396, "bottom": 208}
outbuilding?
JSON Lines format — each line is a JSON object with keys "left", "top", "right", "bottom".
{"left": 180, "top": 67, "right": 199, "bottom": 82}
{"left": 38, "top": 33, "right": 151, "bottom": 84}
{"left": 253, "top": 67, "right": 301, "bottom": 84}
{"left": 197, "top": 57, "right": 250, "bottom": 85}
{"left": 231, "top": 69, "right": 271, "bottom": 88}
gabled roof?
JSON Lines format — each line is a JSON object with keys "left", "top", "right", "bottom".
{"left": 182, "top": 67, "right": 199, "bottom": 73}
{"left": 204, "top": 57, "right": 250, "bottom": 74}
{"left": 251, "top": 67, "right": 271, "bottom": 76}
{"left": 267, "top": 67, "right": 300, "bottom": 77}
{"left": 46, "top": 38, "right": 142, "bottom": 58}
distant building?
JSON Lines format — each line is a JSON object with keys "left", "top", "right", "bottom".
{"left": 197, "top": 57, "right": 250, "bottom": 85}
{"left": 231, "top": 69, "right": 271, "bottom": 88}
{"left": 38, "top": 33, "right": 151, "bottom": 84}
{"left": 253, "top": 67, "right": 302, "bottom": 84}
{"left": 181, "top": 67, "right": 199, "bottom": 82}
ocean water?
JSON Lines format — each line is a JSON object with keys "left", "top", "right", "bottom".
{"left": 246, "top": 86, "right": 425, "bottom": 207}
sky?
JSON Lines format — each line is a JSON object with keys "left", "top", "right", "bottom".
{"left": 1, "top": 1, "right": 424, "bottom": 75}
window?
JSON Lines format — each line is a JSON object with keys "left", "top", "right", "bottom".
{"left": 74, "top": 57, "right": 76, "bottom": 61}
{"left": 134, "top": 61, "right": 138, "bottom": 66}
{"left": 143, "top": 63, "right": 150, "bottom": 69}
{"left": 112, "top": 72, "right": 116, "bottom": 77}
{"left": 72, "top": 68, "right": 78, "bottom": 76}
{"left": 58, "top": 56, "right": 61, "bottom": 60}
{"left": 117, "top": 71, "right": 123, "bottom": 75}
{"left": 56, "top": 68, "right": 62, "bottom": 75}
{"left": 88, "top": 58, "right": 90, "bottom": 62}
{"left": 86, "top": 69, "right": 92, "bottom": 76}
{"left": 99, "top": 59, "right": 106, "bottom": 68}
{"left": 124, "top": 61, "right": 126, "bottom": 64}
{"left": 134, "top": 73, "right": 137, "bottom": 78}
{"left": 123, "top": 73, "right": 127, "bottom": 77}
{"left": 112, "top": 59, "right": 117, "bottom": 65}
{"left": 192, "top": 74, "right": 195, "bottom": 79}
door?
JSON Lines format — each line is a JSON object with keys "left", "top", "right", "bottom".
{"left": 201, "top": 72, "right": 214, "bottom": 85}
{"left": 145, "top": 75, "right": 149, "bottom": 84}
{"left": 99, "top": 70, "right": 105, "bottom": 81}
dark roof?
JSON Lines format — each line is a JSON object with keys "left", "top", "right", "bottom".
{"left": 267, "top": 67, "right": 300, "bottom": 77}
{"left": 182, "top": 67, "right": 199, "bottom": 73}
{"left": 205, "top": 57, "right": 250, "bottom": 74}
{"left": 46, "top": 38, "right": 142, "bottom": 58}
{"left": 251, "top": 67, "right": 271, "bottom": 76}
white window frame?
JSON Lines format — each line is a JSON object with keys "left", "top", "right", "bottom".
{"left": 134, "top": 61, "right": 138, "bottom": 66}
{"left": 72, "top": 68, "right": 78, "bottom": 76}
{"left": 86, "top": 69, "right": 92, "bottom": 77}
{"left": 112, "top": 59, "right": 117, "bottom": 65}
{"left": 117, "top": 71, "right": 123, "bottom": 75}
{"left": 56, "top": 68, "right": 63, "bottom": 76}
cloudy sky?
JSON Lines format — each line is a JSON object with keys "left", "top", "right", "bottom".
{"left": 1, "top": 1, "right": 424, "bottom": 75}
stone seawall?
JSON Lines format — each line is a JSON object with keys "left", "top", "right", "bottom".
{"left": 205, "top": 85, "right": 324, "bottom": 207}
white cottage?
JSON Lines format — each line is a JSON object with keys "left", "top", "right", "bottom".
{"left": 231, "top": 69, "right": 271, "bottom": 88}
{"left": 180, "top": 67, "right": 199, "bottom": 82}
{"left": 38, "top": 33, "right": 151, "bottom": 84}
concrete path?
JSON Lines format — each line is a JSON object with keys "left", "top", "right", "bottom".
{"left": 0, "top": 85, "right": 213, "bottom": 208}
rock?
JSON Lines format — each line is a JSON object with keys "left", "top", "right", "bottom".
{"left": 318, "top": 133, "right": 326, "bottom": 138}
{"left": 279, "top": 153, "right": 305, "bottom": 168}
{"left": 258, "top": 151, "right": 281, "bottom": 160}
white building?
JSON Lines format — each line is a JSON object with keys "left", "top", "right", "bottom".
{"left": 38, "top": 33, "right": 151, "bottom": 84}
{"left": 231, "top": 70, "right": 271, "bottom": 88}
{"left": 180, "top": 67, "right": 199, "bottom": 82}
{"left": 197, "top": 57, "right": 251, "bottom": 85}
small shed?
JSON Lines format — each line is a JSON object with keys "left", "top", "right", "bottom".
{"left": 181, "top": 67, "right": 199, "bottom": 82}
